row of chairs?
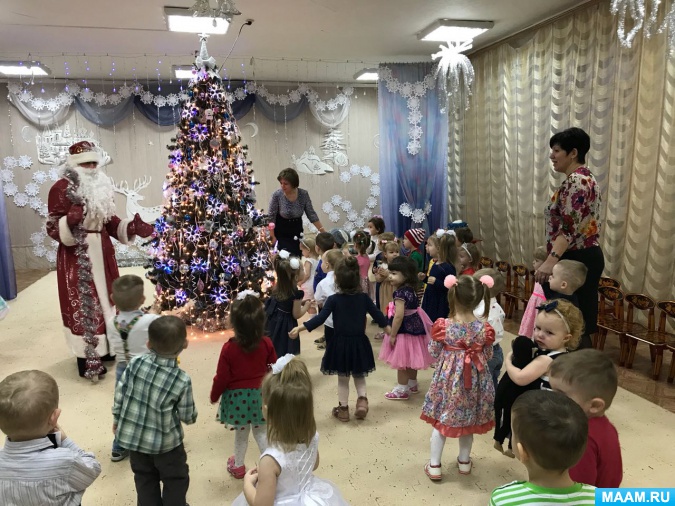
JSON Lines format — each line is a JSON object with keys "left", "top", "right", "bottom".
{"left": 479, "top": 257, "right": 675, "bottom": 383}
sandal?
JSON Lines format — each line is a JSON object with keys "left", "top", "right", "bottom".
{"left": 424, "top": 462, "right": 442, "bottom": 481}
{"left": 332, "top": 404, "right": 349, "bottom": 422}
{"left": 355, "top": 396, "right": 369, "bottom": 420}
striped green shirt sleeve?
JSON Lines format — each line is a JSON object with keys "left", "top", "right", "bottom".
{"left": 489, "top": 481, "right": 596, "bottom": 505}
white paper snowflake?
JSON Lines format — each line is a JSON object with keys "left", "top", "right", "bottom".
{"left": 409, "top": 125, "right": 423, "bottom": 140}
{"left": 400, "top": 82, "right": 413, "bottom": 98}
{"left": 3, "top": 156, "right": 17, "bottom": 169}
{"left": 297, "top": 83, "right": 309, "bottom": 94}
{"left": 3, "top": 182, "right": 18, "bottom": 196}
{"left": 46, "top": 249, "right": 57, "bottom": 263}
{"left": 13, "top": 193, "right": 29, "bottom": 207}
{"left": 407, "top": 140, "right": 421, "bottom": 155}
{"left": 361, "top": 208, "right": 373, "bottom": 218}
{"left": 360, "top": 165, "right": 372, "bottom": 177}
{"left": 330, "top": 195, "right": 343, "bottom": 206}
{"left": 409, "top": 110, "right": 423, "bottom": 124}
{"left": 408, "top": 97, "right": 421, "bottom": 110}
{"left": 67, "top": 83, "right": 81, "bottom": 95}
{"left": 347, "top": 210, "right": 359, "bottom": 222}
{"left": 140, "top": 91, "right": 154, "bottom": 104}
{"left": 322, "top": 202, "right": 334, "bottom": 214}
{"left": 49, "top": 167, "right": 60, "bottom": 181}
{"left": 39, "top": 204, "right": 49, "bottom": 217}
{"left": 326, "top": 99, "right": 338, "bottom": 111}
{"left": 32, "top": 170, "right": 47, "bottom": 184}
{"left": 154, "top": 95, "right": 167, "bottom": 107}
{"left": 424, "top": 202, "right": 432, "bottom": 214}
{"left": 1, "top": 169, "right": 13, "bottom": 183}
{"left": 179, "top": 91, "right": 190, "bottom": 102}
{"left": 107, "top": 93, "right": 122, "bottom": 106}
{"left": 30, "top": 232, "right": 45, "bottom": 244}
{"left": 30, "top": 98, "right": 46, "bottom": 111}
{"left": 79, "top": 89, "right": 94, "bottom": 102}
{"left": 343, "top": 222, "right": 356, "bottom": 233}
{"left": 411, "top": 208, "right": 426, "bottom": 224}
{"left": 340, "top": 200, "right": 353, "bottom": 212}
{"left": 46, "top": 99, "right": 60, "bottom": 112}
{"left": 166, "top": 94, "right": 180, "bottom": 106}
{"left": 370, "top": 186, "right": 381, "bottom": 197}
{"left": 118, "top": 85, "right": 133, "bottom": 98}
{"left": 355, "top": 217, "right": 366, "bottom": 228}
{"left": 329, "top": 210, "right": 341, "bottom": 223}
{"left": 366, "top": 197, "right": 378, "bottom": 209}
{"left": 24, "top": 182, "right": 39, "bottom": 197}
{"left": 250, "top": 251, "right": 269, "bottom": 269}
{"left": 370, "top": 173, "right": 380, "bottom": 185}
{"left": 413, "top": 82, "right": 427, "bottom": 97}
{"left": 33, "top": 245, "right": 47, "bottom": 257}
{"left": 399, "top": 203, "right": 413, "bottom": 217}
{"left": 94, "top": 92, "right": 108, "bottom": 106}
{"left": 29, "top": 196, "right": 43, "bottom": 210}
{"left": 19, "top": 90, "right": 32, "bottom": 102}
{"left": 289, "top": 89, "right": 301, "bottom": 103}
{"left": 57, "top": 92, "right": 74, "bottom": 106}
{"left": 339, "top": 172, "right": 352, "bottom": 183}
{"left": 18, "top": 155, "right": 32, "bottom": 169}
{"left": 343, "top": 86, "right": 354, "bottom": 96}
{"left": 7, "top": 83, "right": 21, "bottom": 94}
{"left": 349, "top": 164, "right": 361, "bottom": 175}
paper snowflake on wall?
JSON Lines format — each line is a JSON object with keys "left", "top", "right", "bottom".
{"left": 339, "top": 171, "right": 352, "bottom": 183}
{"left": 32, "top": 170, "right": 48, "bottom": 184}
{"left": 322, "top": 202, "right": 334, "bottom": 214}
{"left": 329, "top": 210, "right": 341, "bottom": 223}
{"left": 3, "top": 157, "right": 17, "bottom": 169}
{"left": 3, "top": 182, "right": 18, "bottom": 196}
{"left": 18, "top": 155, "right": 32, "bottom": 169}
{"left": 330, "top": 195, "right": 343, "bottom": 206}
{"left": 1, "top": 169, "right": 12, "bottom": 183}
{"left": 13, "top": 193, "right": 28, "bottom": 207}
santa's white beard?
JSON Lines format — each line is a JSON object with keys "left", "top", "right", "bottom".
{"left": 73, "top": 167, "right": 117, "bottom": 224}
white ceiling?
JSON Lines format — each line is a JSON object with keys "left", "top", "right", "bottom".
{"left": 0, "top": 0, "right": 590, "bottom": 83}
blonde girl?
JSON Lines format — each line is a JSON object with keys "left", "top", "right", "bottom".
{"left": 265, "top": 253, "right": 312, "bottom": 357}
{"left": 238, "top": 356, "right": 348, "bottom": 505}
{"left": 421, "top": 275, "right": 496, "bottom": 480}
{"left": 298, "top": 237, "right": 319, "bottom": 314}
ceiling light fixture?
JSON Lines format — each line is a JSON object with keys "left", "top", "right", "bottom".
{"left": 0, "top": 61, "right": 50, "bottom": 77}
{"left": 164, "top": 7, "right": 230, "bottom": 34}
{"left": 172, "top": 65, "right": 196, "bottom": 79}
{"left": 354, "top": 68, "right": 378, "bottom": 81}
{"left": 417, "top": 19, "right": 494, "bottom": 43}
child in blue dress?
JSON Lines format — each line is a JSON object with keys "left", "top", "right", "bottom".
{"left": 421, "top": 230, "right": 459, "bottom": 321}
{"left": 265, "top": 251, "right": 312, "bottom": 357}
{"left": 290, "top": 256, "right": 391, "bottom": 422}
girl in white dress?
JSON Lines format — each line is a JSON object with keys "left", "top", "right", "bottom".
{"left": 235, "top": 355, "right": 348, "bottom": 506}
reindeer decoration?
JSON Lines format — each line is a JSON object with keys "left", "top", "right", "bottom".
{"left": 111, "top": 176, "right": 163, "bottom": 223}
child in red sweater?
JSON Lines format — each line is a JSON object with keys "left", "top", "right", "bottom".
{"left": 549, "top": 349, "right": 623, "bottom": 488}
{"left": 210, "top": 291, "right": 278, "bottom": 479}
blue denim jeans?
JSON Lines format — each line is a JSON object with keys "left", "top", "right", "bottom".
{"left": 488, "top": 344, "right": 504, "bottom": 390}
{"left": 112, "top": 362, "right": 127, "bottom": 452}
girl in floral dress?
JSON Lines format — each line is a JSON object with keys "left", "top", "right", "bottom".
{"left": 421, "top": 274, "right": 496, "bottom": 481}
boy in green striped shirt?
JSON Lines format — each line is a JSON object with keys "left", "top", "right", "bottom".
{"left": 489, "top": 390, "right": 596, "bottom": 505}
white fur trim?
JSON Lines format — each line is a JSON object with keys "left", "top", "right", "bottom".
{"left": 58, "top": 216, "right": 77, "bottom": 247}
{"left": 67, "top": 151, "right": 101, "bottom": 167}
{"left": 117, "top": 219, "right": 133, "bottom": 245}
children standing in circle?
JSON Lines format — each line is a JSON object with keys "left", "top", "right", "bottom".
{"left": 421, "top": 275, "right": 496, "bottom": 480}
{"left": 380, "top": 256, "right": 434, "bottom": 400}
{"left": 504, "top": 298, "right": 583, "bottom": 390}
{"left": 236, "top": 356, "right": 348, "bottom": 505}
{"left": 290, "top": 257, "right": 391, "bottom": 422}
{"left": 265, "top": 253, "right": 312, "bottom": 357}
{"left": 352, "top": 230, "right": 371, "bottom": 295}
{"left": 210, "top": 293, "right": 278, "bottom": 479}
{"left": 421, "top": 231, "right": 458, "bottom": 322}
{"left": 298, "top": 237, "right": 319, "bottom": 314}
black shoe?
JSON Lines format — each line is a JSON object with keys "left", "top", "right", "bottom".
{"left": 100, "top": 353, "right": 117, "bottom": 362}
{"left": 314, "top": 336, "right": 326, "bottom": 344}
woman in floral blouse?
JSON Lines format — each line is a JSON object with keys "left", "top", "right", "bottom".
{"left": 534, "top": 127, "right": 604, "bottom": 349}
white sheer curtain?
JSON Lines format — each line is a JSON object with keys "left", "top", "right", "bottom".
{"left": 450, "top": 0, "right": 675, "bottom": 302}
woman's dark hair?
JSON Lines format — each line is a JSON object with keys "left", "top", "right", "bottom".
{"left": 230, "top": 295, "right": 265, "bottom": 353}
{"left": 352, "top": 230, "right": 370, "bottom": 255}
{"left": 549, "top": 127, "right": 590, "bottom": 164}
{"left": 387, "top": 256, "right": 419, "bottom": 290}
{"left": 334, "top": 256, "right": 361, "bottom": 294}
{"left": 277, "top": 167, "right": 300, "bottom": 188}
{"left": 368, "top": 216, "right": 385, "bottom": 235}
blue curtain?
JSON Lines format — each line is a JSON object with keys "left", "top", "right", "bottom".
{"left": 0, "top": 180, "right": 17, "bottom": 300}
{"left": 378, "top": 63, "right": 448, "bottom": 238}
{"left": 75, "top": 95, "right": 136, "bottom": 126}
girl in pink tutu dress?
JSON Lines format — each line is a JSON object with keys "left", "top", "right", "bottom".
{"left": 379, "top": 256, "right": 434, "bottom": 400}
{"left": 420, "top": 274, "right": 496, "bottom": 481}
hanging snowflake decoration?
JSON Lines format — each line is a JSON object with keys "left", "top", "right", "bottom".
{"left": 30, "top": 98, "right": 47, "bottom": 111}
{"left": 432, "top": 40, "right": 475, "bottom": 113}
{"left": 190, "top": 257, "right": 209, "bottom": 273}
{"left": 3, "top": 157, "right": 17, "bottom": 169}
{"left": 13, "top": 193, "right": 29, "bottom": 207}
{"left": 39, "top": 204, "right": 49, "bottom": 217}
{"left": 322, "top": 202, "right": 334, "bottom": 214}
{"left": 94, "top": 92, "right": 108, "bottom": 106}
{"left": 355, "top": 217, "right": 366, "bottom": 228}
{"left": 33, "top": 244, "right": 47, "bottom": 257}
{"left": 32, "top": 170, "right": 48, "bottom": 184}
{"left": 108, "top": 94, "right": 123, "bottom": 106}
{"left": 411, "top": 208, "right": 426, "bottom": 224}
{"left": 221, "top": 255, "right": 239, "bottom": 273}
{"left": 360, "top": 165, "right": 372, "bottom": 177}
{"left": 424, "top": 202, "right": 433, "bottom": 214}
{"left": 30, "top": 231, "right": 46, "bottom": 244}
{"left": 175, "top": 289, "right": 188, "bottom": 306}
{"left": 183, "top": 226, "right": 201, "bottom": 242}
{"left": 329, "top": 210, "right": 341, "bottom": 223}
{"left": 250, "top": 251, "right": 268, "bottom": 269}
{"left": 370, "top": 173, "right": 380, "bottom": 185}
{"left": 407, "top": 139, "right": 422, "bottom": 155}
{"left": 49, "top": 167, "right": 60, "bottom": 181}
{"left": 80, "top": 89, "right": 95, "bottom": 102}
{"left": 24, "top": 182, "right": 40, "bottom": 197}
{"left": 154, "top": 96, "right": 167, "bottom": 107}
{"left": 340, "top": 200, "right": 353, "bottom": 212}
{"left": 1, "top": 169, "right": 13, "bottom": 183}
{"left": 361, "top": 208, "right": 373, "bottom": 218}
{"left": 3, "top": 182, "right": 18, "bottom": 197}
{"left": 343, "top": 222, "right": 356, "bottom": 233}
{"left": 347, "top": 210, "right": 359, "bottom": 222}
{"left": 46, "top": 249, "right": 57, "bottom": 263}
{"left": 370, "top": 186, "right": 381, "bottom": 197}
{"left": 349, "top": 164, "right": 361, "bottom": 175}
{"left": 140, "top": 91, "right": 154, "bottom": 104}
{"left": 399, "top": 203, "right": 413, "bottom": 217}
{"left": 210, "top": 287, "right": 230, "bottom": 305}
{"left": 29, "top": 197, "right": 43, "bottom": 211}
{"left": 366, "top": 197, "right": 378, "bottom": 209}
{"left": 330, "top": 195, "right": 343, "bottom": 206}
{"left": 18, "top": 155, "right": 33, "bottom": 169}
{"left": 167, "top": 93, "right": 180, "bottom": 106}
{"left": 339, "top": 171, "right": 352, "bottom": 183}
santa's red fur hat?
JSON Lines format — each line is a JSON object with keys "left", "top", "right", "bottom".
{"left": 67, "top": 141, "right": 100, "bottom": 167}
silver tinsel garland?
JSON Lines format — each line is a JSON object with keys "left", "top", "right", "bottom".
{"left": 611, "top": 0, "right": 675, "bottom": 54}
{"left": 432, "top": 40, "right": 475, "bottom": 113}
{"left": 62, "top": 168, "right": 105, "bottom": 380}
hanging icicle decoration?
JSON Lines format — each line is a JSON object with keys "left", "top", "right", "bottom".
{"left": 432, "top": 40, "right": 475, "bottom": 113}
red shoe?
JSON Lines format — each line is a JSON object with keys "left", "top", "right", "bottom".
{"left": 227, "top": 455, "right": 246, "bottom": 479}
{"left": 425, "top": 462, "right": 442, "bottom": 481}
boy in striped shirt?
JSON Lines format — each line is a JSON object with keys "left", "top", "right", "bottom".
{"left": 489, "top": 390, "right": 596, "bottom": 505}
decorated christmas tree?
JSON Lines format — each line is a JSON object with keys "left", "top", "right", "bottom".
{"left": 146, "top": 36, "right": 273, "bottom": 331}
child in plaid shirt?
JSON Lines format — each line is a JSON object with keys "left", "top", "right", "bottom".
{"left": 113, "top": 315, "right": 197, "bottom": 506}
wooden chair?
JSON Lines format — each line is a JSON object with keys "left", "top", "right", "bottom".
{"left": 479, "top": 256, "right": 494, "bottom": 268}
{"left": 598, "top": 277, "right": 621, "bottom": 325}
{"left": 495, "top": 261, "right": 511, "bottom": 313}
{"left": 503, "top": 264, "right": 531, "bottom": 319}
{"left": 596, "top": 286, "right": 630, "bottom": 365}
{"left": 646, "top": 301, "right": 675, "bottom": 383}
{"left": 623, "top": 294, "right": 666, "bottom": 380}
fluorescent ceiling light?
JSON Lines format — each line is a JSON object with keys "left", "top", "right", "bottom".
{"left": 417, "top": 19, "right": 494, "bottom": 42}
{"left": 172, "top": 65, "right": 195, "bottom": 79}
{"left": 0, "top": 61, "right": 50, "bottom": 77}
{"left": 354, "top": 68, "right": 378, "bottom": 81}
{"left": 164, "top": 7, "right": 230, "bottom": 34}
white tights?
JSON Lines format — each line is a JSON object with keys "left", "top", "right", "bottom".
{"left": 233, "top": 424, "right": 267, "bottom": 467}
{"left": 337, "top": 375, "right": 367, "bottom": 405}
{"left": 429, "top": 429, "right": 473, "bottom": 466}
